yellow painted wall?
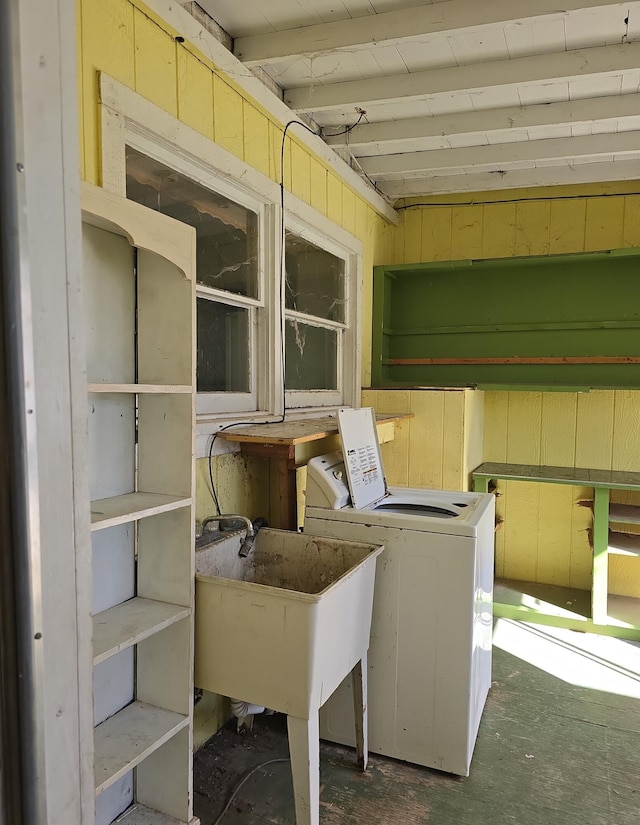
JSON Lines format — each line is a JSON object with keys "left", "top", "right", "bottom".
{"left": 77, "top": 0, "right": 390, "bottom": 744}
{"left": 393, "top": 185, "right": 640, "bottom": 598}
{"left": 361, "top": 388, "right": 483, "bottom": 492}
{"left": 78, "top": 3, "right": 640, "bottom": 736}
{"left": 77, "top": 0, "right": 395, "bottom": 742}
{"left": 77, "top": 0, "right": 393, "bottom": 525}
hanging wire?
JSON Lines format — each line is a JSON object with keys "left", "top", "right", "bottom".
{"left": 208, "top": 114, "right": 365, "bottom": 513}
{"left": 319, "top": 108, "right": 366, "bottom": 138}
{"left": 395, "top": 189, "right": 640, "bottom": 210}
{"left": 210, "top": 757, "right": 291, "bottom": 825}
{"left": 320, "top": 109, "right": 389, "bottom": 197}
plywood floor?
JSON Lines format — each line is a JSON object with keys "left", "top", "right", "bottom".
{"left": 194, "top": 621, "right": 640, "bottom": 825}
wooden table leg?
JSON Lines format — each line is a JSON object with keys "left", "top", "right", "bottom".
{"left": 237, "top": 443, "right": 299, "bottom": 530}
{"left": 592, "top": 485, "right": 610, "bottom": 625}
{"left": 287, "top": 713, "right": 320, "bottom": 825}
{"left": 277, "top": 456, "right": 298, "bottom": 531}
{"left": 352, "top": 655, "right": 368, "bottom": 770}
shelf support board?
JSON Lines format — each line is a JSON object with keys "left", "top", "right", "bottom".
{"left": 592, "top": 486, "right": 610, "bottom": 625}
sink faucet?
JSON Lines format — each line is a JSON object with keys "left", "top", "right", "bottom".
{"left": 202, "top": 514, "right": 252, "bottom": 534}
{"left": 200, "top": 514, "right": 220, "bottom": 533}
{"left": 200, "top": 514, "right": 267, "bottom": 557}
{"left": 237, "top": 516, "right": 268, "bottom": 557}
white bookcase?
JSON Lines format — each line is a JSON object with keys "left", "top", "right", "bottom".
{"left": 81, "top": 182, "right": 197, "bottom": 825}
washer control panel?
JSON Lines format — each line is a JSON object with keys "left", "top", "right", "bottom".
{"left": 305, "top": 452, "right": 350, "bottom": 509}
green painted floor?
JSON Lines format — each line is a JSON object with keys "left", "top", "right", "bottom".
{"left": 194, "top": 620, "right": 640, "bottom": 824}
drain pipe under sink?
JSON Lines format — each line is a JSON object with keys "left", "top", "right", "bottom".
{"left": 230, "top": 698, "right": 268, "bottom": 732}
{"left": 214, "top": 516, "right": 270, "bottom": 729}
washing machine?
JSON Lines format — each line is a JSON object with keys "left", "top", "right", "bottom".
{"left": 304, "top": 408, "right": 495, "bottom": 776}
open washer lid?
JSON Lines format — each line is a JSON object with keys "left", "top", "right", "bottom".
{"left": 337, "top": 407, "right": 388, "bottom": 509}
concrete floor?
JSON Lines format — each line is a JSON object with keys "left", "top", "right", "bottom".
{"left": 194, "top": 620, "right": 640, "bottom": 824}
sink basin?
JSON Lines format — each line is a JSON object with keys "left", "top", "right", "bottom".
{"left": 194, "top": 528, "right": 383, "bottom": 718}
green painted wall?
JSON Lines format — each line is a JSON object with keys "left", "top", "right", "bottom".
{"left": 372, "top": 249, "right": 640, "bottom": 389}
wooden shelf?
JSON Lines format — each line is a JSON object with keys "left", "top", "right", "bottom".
{"left": 474, "top": 462, "right": 640, "bottom": 640}
{"left": 494, "top": 578, "right": 640, "bottom": 639}
{"left": 608, "top": 593, "right": 640, "bottom": 628}
{"left": 219, "top": 412, "right": 410, "bottom": 529}
{"left": 93, "top": 598, "right": 191, "bottom": 665}
{"left": 90, "top": 492, "right": 191, "bottom": 531}
{"left": 94, "top": 701, "right": 189, "bottom": 796}
{"left": 609, "top": 503, "right": 640, "bottom": 526}
{"left": 473, "top": 462, "right": 640, "bottom": 491}
{"left": 495, "top": 578, "right": 590, "bottom": 621}
{"left": 115, "top": 803, "right": 199, "bottom": 824}
{"left": 89, "top": 383, "right": 191, "bottom": 394}
{"left": 83, "top": 184, "right": 196, "bottom": 823}
{"left": 607, "top": 530, "right": 640, "bottom": 557}
{"left": 219, "top": 412, "right": 410, "bottom": 447}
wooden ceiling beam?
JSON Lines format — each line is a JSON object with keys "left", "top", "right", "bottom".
{"left": 325, "top": 94, "right": 640, "bottom": 151}
{"left": 380, "top": 159, "right": 640, "bottom": 198}
{"left": 234, "top": 0, "right": 631, "bottom": 67}
{"left": 285, "top": 42, "right": 640, "bottom": 113}
{"left": 360, "top": 130, "right": 640, "bottom": 177}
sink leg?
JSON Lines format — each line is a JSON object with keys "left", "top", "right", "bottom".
{"left": 352, "top": 654, "right": 368, "bottom": 771}
{"left": 286, "top": 713, "right": 320, "bottom": 825}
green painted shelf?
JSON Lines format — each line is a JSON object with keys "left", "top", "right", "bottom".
{"left": 474, "top": 462, "right": 640, "bottom": 640}
{"left": 494, "top": 579, "right": 640, "bottom": 641}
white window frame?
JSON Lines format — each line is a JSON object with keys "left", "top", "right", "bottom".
{"left": 113, "top": 129, "right": 276, "bottom": 417}
{"left": 99, "top": 75, "right": 362, "bottom": 436}
{"left": 283, "top": 215, "right": 358, "bottom": 409}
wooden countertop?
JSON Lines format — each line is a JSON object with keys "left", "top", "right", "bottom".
{"left": 473, "top": 461, "right": 640, "bottom": 490}
{"left": 219, "top": 413, "right": 411, "bottom": 447}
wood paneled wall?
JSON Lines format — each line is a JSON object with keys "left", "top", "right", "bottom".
{"left": 362, "top": 388, "right": 483, "bottom": 493}
{"left": 77, "top": 0, "right": 399, "bottom": 743}
{"left": 77, "top": 0, "right": 394, "bottom": 522}
{"left": 485, "top": 389, "right": 640, "bottom": 595}
{"left": 77, "top": 1, "right": 640, "bottom": 601}
{"left": 394, "top": 187, "right": 640, "bottom": 598}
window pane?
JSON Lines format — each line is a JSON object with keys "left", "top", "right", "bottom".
{"left": 285, "top": 320, "right": 337, "bottom": 391}
{"left": 197, "top": 298, "right": 250, "bottom": 393}
{"left": 126, "top": 147, "right": 259, "bottom": 298}
{"left": 284, "top": 232, "right": 345, "bottom": 323}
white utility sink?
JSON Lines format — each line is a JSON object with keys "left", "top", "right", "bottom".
{"left": 194, "top": 527, "right": 382, "bottom": 717}
{"left": 194, "top": 527, "right": 383, "bottom": 825}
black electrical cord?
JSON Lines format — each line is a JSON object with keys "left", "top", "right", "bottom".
{"left": 395, "top": 189, "right": 640, "bottom": 210}
{"left": 319, "top": 110, "right": 388, "bottom": 195}
{"left": 207, "top": 421, "right": 251, "bottom": 516}
{"left": 211, "top": 757, "right": 290, "bottom": 825}
{"left": 209, "top": 115, "right": 368, "bottom": 513}
{"left": 319, "top": 108, "right": 366, "bottom": 138}
{"left": 278, "top": 118, "right": 322, "bottom": 378}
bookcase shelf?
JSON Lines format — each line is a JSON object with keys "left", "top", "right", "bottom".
{"left": 89, "top": 383, "right": 192, "bottom": 394}
{"left": 82, "top": 182, "right": 196, "bottom": 825}
{"left": 115, "top": 803, "right": 198, "bottom": 824}
{"left": 93, "top": 598, "right": 191, "bottom": 666}
{"left": 94, "top": 701, "right": 189, "bottom": 795}
{"left": 609, "top": 503, "right": 640, "bottom": 526}
{"left": 90, "top": 493, "right": 191, "bottom": 531}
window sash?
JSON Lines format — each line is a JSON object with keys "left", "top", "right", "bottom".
{"left": 99, "top": 81, "right": 362, "bottom": 425}
{"left": 281, "top": 220, "right": 351, "bottom": 405}
{"left": 284, "top": 319, "right": 344, "bottom": 408}
{"left": 123, "top": 136, "right": 270, "bottom": 415}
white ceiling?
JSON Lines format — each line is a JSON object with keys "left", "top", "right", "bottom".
{"left": 193, "top": 0, "right": 640, "bottom": 202}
